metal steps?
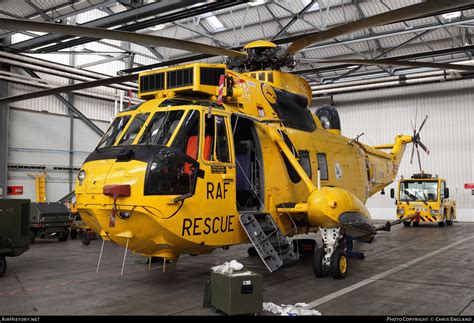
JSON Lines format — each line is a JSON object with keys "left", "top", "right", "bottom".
{"left": 239, "top": 212, "right": 298, "bottom": 272}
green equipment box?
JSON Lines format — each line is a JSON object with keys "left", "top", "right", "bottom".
{"left": 0, "top": 199, "right": 31, "bottom": 277}
{"left": 210, "top": 270, "right": 263, "bottom": 316}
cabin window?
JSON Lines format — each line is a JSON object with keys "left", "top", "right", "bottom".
{"left": 96, "top": 115, "right": 131, "bottom": 149}
{"left": 117, "top": 113, "right": 150, "bottom": 146}
{"left": 258, "top": 72, "right": 265, "bottom": 81}
{"left": 138, "top": 110, "right": 184, "bottom": 145}
{"left": 272, "top": 89, "right": 316, "bottom": 132}
{"left": 317, "top": 153, "right": 328, "bottom": 180}
{"left": 204, "top": 114, "right": 230, "bottom": 163}
{"left": 440, "top": 181, "right": 445, "bottom": 199}
{"left": 299, "top": 150, "right": 311, "bottom": 179}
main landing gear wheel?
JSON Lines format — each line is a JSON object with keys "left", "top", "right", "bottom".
{"left": 330, "top": 249, "right": 348, "bottom": 279}
{"left": 403, "top": 221, "right": 411, "bottom": 227}
{"left": 412, "top": 222, "right": 420, "bottom": 227}
{"left": 313, "top": 248, "right": 329, "bottom": 278}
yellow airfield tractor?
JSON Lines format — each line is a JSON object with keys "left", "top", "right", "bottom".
{"left": 391, "top": 173, "right": 456, "bottom": 227}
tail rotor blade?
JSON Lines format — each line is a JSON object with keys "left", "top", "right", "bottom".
{"left": 416, "top": 146, "right": 422, "bottom": 172}
{"left": 414, "top": 106, "right": 418, "bottom": 130}
{"left": 418, "top": 140, "right": 430, "bottom": 155}
{"left": 418, "top": 115, "right": 428, "bottom": 133}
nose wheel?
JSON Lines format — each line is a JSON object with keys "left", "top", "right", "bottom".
{"left": 312, "top": 228, "right": 348, "bottom": 279}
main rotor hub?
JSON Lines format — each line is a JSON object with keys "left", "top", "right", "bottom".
{"left": 226, "top": 40, "right": 296, "bottom": 72}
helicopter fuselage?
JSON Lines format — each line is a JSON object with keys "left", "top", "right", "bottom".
{"left": 75, "top": 63, "right": 411, "bottom": 261}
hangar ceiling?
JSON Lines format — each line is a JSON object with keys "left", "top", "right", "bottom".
{"left": 1, "top": 0, "right": 474, "bottom": 86}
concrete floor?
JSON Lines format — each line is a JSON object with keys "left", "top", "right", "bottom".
{"left": 0, "top": 221, "right": 473, "bottom": 316}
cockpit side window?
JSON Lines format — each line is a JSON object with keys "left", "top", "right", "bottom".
{"left": 203, "top": 114, "right": 230, "bottom": 163}
{"left": 138, "top": 110, "right": 184, "bottom": 145}
{"left": 117, "top": 113, "right": 150, "bottom": 146}
{"left": 96, "top": 115, "right": 131, "bottom": 149}
{"left": 171, "top": 110, "right": 200, "bottom": 159}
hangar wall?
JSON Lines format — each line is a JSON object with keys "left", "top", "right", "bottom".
{"left": 7, "top": 108, "right": 110, "bottom": 202}
{"left": 329, "top": 78, "right": 474, "bottom": 222}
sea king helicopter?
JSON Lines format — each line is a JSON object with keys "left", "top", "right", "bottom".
{"left": 1, "top": 0, "right": 474, "bottom": 279}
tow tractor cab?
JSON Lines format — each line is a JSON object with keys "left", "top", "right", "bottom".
{"left": 390, "top": 173, "right": 456, "bottom": 227}
{"left": 75, "top": 62, "right": 314, "bottom": 260}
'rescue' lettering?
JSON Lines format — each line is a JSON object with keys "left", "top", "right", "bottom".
{"left": 206, "top": 182, "right": 229, "bottom": 199}
{"left": 182, "top": 215, "right": 235, "bottom": 236}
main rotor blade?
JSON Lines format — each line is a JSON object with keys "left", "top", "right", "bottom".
{"left": 418, "top": 140, "right": 430, "bottom": 155}
{"left": 298, "top": 58, "right": 474, "bottom": 72}
{"left": 418, "top": 115, "right": 429, "bottom": 133}
{"left": 0, "top": 18, "right": 247, "bottom": 60}
{"left": 416, "top": 146, "right": 422, "bottom": 173}
{"left": 287, "top": 0, "right": 474, "bottom": 55}
{"left": 0, "top": 74, "right": 138, "bottom": 104}
{"left": 410, "top": 143, "right": 415, "bottom": 165}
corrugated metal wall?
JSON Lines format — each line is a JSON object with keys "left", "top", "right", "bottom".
{"left": 329, "top": 78, "right": 474, "bottom": 221}
{"left": 7, "top": 109, "right": 110, "bottom": 202}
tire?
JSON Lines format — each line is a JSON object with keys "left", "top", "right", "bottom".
{"left": 412, "top": 222, "right": 420, "bottom": 227}
{"left": 29, "top": 229, "right": 36, "bottom": 244}
{"left": 0, "top": 256, "right": 6, "bottom": 277}
{"left": 247, "top": 246, "right": 258, "bottom": 257}
{"left": 312, "top": 248, "right": 329, "bottom": 278}
{"left": 70, "top": 229, "right": 78, "bottom": 239}
{"left": 403, "top": 221, "right": 411, "bottom": 227}
{"left": 330, "top": 249, "right": 348, "bottom": 279}
{"left": 58, "top": 230, "right": 69, "bottom": 242}
{"left": 446, "top": 209, "right": 454, "bottom": 226}
{"left": 81, "top": 232, "right": 91, "bottom": 245}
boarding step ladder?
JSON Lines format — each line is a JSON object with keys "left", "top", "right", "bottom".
{"left": 239, "top": 212, "right": 298, "bottom": 272}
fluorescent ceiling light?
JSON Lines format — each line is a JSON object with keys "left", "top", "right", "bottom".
{"left": 301, "top": 0, "right": 320, "bottom": 12}
{"left": 347, "top": 65, "right": 359, "bottom": 69}
{"left": 442, "top": 11, "right": 461, "bottom": 20}
{"left": 149, "top": 24, "right": 166, "bottom": 31}
{"left": 249, "top": 0, "right": 266, "bottom": 6}
{"left": 205, "top": 15, "right": 225, "bottom": 32}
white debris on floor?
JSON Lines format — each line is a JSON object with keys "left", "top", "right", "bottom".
{"left": 211, "top": 260, "right": 244, "bottom": 274}
{"left": 263, "top": 302, "right": 322, "bottom": 316}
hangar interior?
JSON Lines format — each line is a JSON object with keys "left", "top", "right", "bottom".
{"left": 0, "top": 0, "right": 473, "bottom": 317}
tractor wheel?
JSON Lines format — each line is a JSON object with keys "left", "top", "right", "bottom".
{"left": 446, "top": 210, "right": 454, "bottom": 226}
{"left": 312, "top": 247, "right": 329, "bottom": 278}
{"left": 330, "top": 249, "right": 348, "bottom": 279}
{"left": 438, "top": 218, "right": 446, "bottom": 227}
{"left": 70, "top": 229, "right": 78, "bottom": 239}
{"left": 58, "top": 229, "right": 69, "bottom": 242}
{"left": 81, "top": 232, "right": 91, "bottom": 245}
{"left": 403, "top": 221, "right": 411, "bottom": 227}
{"left": 0, "top": 256, "right": 6, "bottom": 277}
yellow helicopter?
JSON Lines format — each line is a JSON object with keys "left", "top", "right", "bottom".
{"left": 1, "top": 0, "right": 474, "bottom": 279}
